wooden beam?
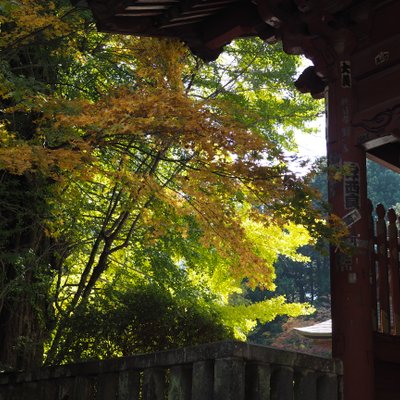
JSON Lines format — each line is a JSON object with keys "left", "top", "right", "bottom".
{"left": 374, "top": 333, "right": 400, "bottom": 363}
{"left": 199, "top": 3, "right": 269, "bottom": 49}
{"left": 367, "top": 143, "right": 400, "bottom": 174}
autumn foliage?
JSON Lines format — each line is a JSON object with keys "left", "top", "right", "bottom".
{"left": 0, "top": 0, "right": 327, "bottom": 368}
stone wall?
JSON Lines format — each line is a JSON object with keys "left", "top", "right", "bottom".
{"left": 0, "top": 340, "right": 343, "bottom": 399}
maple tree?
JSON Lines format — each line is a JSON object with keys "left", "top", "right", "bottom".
{"left": 0, "top": 0, "right": 327, "bottom": 369}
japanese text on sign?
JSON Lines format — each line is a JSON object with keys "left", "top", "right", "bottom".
{"left": 344, "top": 162, "right": 360, "bottom": 210}
{"left": 340, "top": 61, "right": 352, "bottom": 88}
{"left": 342, "top": 208, "right": 361, "bottom": 227}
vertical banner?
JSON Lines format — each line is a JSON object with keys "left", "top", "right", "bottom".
{"left": 343, "top": 161, "right": 360, "bottom": 210}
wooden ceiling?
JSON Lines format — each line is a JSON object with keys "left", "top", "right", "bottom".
{"left": 85, "top": 0, "right": 370, "bottom": 61}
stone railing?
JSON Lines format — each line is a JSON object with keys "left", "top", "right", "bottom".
{"left": 0, "top": 341, "right": 343, "bottom": 400}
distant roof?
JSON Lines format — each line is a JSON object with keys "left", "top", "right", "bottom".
{"left": 294, "top": 319, "right": 332, "bottom": 339}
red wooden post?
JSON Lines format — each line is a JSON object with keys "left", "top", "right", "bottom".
{"left": 388, "top": 208, "right": 400, "bottom": 335}
{"left": 376, "top": 204, "right": 390, "bottom": 334}
{"left": 368, "top": 200, "right": 378, "bottom": 332}
{"left": 327, "top": 61, "right": 374, "bottom": 400}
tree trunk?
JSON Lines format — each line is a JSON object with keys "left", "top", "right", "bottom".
{"left": 0, "top": 282, "right": 45, "bottom": 370}
{"left": 0, "top": 173, "right": 53, "bottom": 370}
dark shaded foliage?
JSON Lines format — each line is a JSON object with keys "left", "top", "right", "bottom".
{"left": 59, "top": 283, "right": 233, "bottom": 362}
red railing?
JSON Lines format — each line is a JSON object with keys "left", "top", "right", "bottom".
{"left": 370, "top": 203, "right": 400, "bottom": 335}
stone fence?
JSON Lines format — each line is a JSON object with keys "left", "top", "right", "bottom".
{"left": 0, "top": 341, "right": 343, "bottom": 400}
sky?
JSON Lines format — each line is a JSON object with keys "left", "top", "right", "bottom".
{"left": 294, "top": 57, "right": 327, "bottom": 161}
{"left": 295, "top": 118, "right": 326, "bottom": 160}
{"left": 286, "top": 116, "right": 326, "bottom": 175}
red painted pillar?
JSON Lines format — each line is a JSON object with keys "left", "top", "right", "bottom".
{"left": 327, "top": 60, "right": 375, "bottom": 400}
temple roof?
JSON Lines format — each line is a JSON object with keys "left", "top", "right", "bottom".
{"left": 294, "top": 319, "right": 332, "bottom": 339}
{"left": 84, "top": 0, "right": 372, "bottom": 62}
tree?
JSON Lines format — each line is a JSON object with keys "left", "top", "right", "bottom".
{"left": 184, "top": 38, "right": 323, "bottom": 150}
{"left": 0, "top": 1, "right": 326, "bottom": 369}
{"left": 367, "top": 160, "right": 400, "bottom": 209}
